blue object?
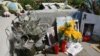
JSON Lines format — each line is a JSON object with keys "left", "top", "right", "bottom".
{"left": 72, "top": 11, "right": 83, "bottom": 28}
{"left": 7, "top": 2, "right": 18, "bottom": 11}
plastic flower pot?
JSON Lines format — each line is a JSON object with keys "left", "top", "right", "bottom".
{"left": 83, "top": 35, "right": 91, "bottom": 42}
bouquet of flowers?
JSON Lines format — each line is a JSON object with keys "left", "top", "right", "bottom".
{"left": 58, "top": 19, "right": 82, "bottom": 42}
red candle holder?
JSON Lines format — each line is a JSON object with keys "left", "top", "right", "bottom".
{"left": 61, "top": 40, "right": 67, "bottom": 52}
{"left": 54, "top": 43, "right": 59, "bottom": 54}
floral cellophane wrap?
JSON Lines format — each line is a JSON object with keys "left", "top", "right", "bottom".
{"left": 58, "top": 19, "right": 82, "bottom": 42}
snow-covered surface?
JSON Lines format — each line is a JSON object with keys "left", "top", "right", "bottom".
{"left": 0, "top": 15, "right": 15, "bottom": 56}
{"left": 0, "top": 11, "right": 100, "bottom": 56}
{"left": 42, "top": 3, "right": 75, "bottom": 10}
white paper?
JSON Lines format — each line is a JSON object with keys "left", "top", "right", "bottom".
{"left": 67, "top": 42, "right": 83, "bottom": 56}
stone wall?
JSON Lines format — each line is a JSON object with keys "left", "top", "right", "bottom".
{"left": 81, "top": 12, "right": 100, "bottom": 36}
{"left": 30, "top": 9, "right": 77, "bottom": 26}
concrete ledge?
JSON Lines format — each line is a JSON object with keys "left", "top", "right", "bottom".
{"left": 91, "top": 44, "right": 100, "bottom": 53}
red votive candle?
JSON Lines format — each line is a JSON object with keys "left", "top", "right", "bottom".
{"left": 54, "top": 43, "right": 59, "bottom": 54}
{"left": 61, "top": 40, "right": 67, "bottom": 52}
